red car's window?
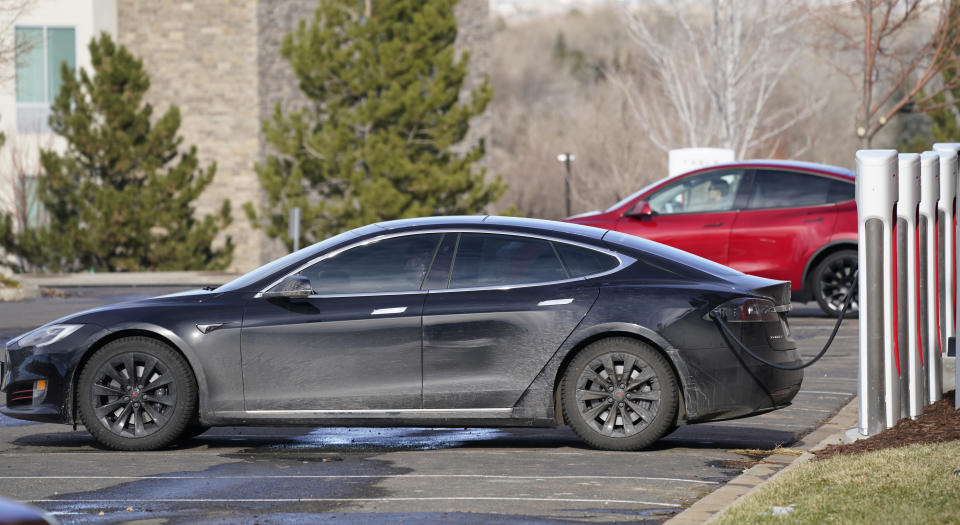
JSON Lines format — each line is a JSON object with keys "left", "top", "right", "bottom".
{"left": 747, "top": 170, "right": 837, "bottom": 209}
{"left": 827, "top": 178, "right": 855, "bottom": 203}
{"left": 646, "top": 170, "right": 745, "bottom": 215}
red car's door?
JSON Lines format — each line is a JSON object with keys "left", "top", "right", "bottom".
{"left": 728, "top": 169, "right": 847, "bottom": 284}
{"left": 616, "top": 169, "right": 746, "bottom": 264}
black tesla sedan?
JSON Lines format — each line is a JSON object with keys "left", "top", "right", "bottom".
{"left": 1, "top": 216, "right": 801, "bottom": 451}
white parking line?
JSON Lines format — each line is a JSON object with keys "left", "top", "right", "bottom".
{"left": 783, "top": 407, "right": 834, "bottom": 413}
{"left": 28, "top": 497, "right": 682, "bottom": 508}
{"left": 0, "top": 474, "right": 717, "bottom": 484}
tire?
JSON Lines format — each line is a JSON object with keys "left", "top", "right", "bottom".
{"left": 77, "top": 337, "right": 197, "bottom": 451}
{"left": 811, "top": 249, "right": 858, "bottom": 318}
{"left": 561, "top": 337, "right": 678, "bottom": 451}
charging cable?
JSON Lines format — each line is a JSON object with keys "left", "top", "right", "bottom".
{"left": 708, "top": 271, "right": 858, "bottom": 371}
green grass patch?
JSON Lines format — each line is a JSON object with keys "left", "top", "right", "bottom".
{"left": 0, "top": 275, "right": 21, "bottom": 288}
{"left": 715, "top": 440, "right": 960, "bottom": 524}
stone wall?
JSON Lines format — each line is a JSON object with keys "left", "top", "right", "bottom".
{"left": 117, "top": 0, "right": 264, "bottom": 272}
{"left": 255, "top": 0, "right": 319, "bottom": 263}
{"left": 453, "top": 0, "right": 492, "bottom": 157}
{"left": 117, "top": 0, "right": 491, "bottom": 271}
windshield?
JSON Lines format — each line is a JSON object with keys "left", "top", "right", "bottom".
{"left": 604, "top": 179, "right": 667, "bottom": 213}
{"left": 215, "top": 230, "right": 359, "bottom": 292}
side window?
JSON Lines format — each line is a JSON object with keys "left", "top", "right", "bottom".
{"left": 450, "top": 233, "right": 568, "bottom": 288}
{"left": 747, "top": 170, "right": 832, "bottom": 209}
{"left": 554, "top": 242, "right": 619, "bottom": 277}
{"left": 647, "top": 170, "right": 744, "bottom": 215}
{"left": 300, "top": 234, "right": 442, "bottom": 294}
{"left": 827, "top": 178, "right": 855, "bottom": 203}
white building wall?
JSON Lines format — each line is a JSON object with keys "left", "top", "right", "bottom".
{"left": 0, "top": 0, "right": 116, "bottom": 217}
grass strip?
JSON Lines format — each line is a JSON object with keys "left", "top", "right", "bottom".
{"left": 715, "top": 440, "right": 960, "bottom": 525}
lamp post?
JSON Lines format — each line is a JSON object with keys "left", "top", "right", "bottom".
{"left": 557, "top": 153, "right": 575, "bottom": 217}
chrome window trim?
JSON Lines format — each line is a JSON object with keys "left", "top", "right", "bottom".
{"left": 255, "top": 228, "right": 632, "bottom": 298}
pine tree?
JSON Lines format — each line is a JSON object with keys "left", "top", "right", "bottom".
{"left": 0, "top": 33, "right": 232, "bottom": 272}
{"left": 248, "top": 0, "right": 504, "bottom": 248}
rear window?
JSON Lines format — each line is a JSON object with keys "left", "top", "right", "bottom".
{"left": 554, "top": 242, "right": 619, "bottom": 277}
{"left": 450, "top": 233, "right": 568, "bottom": 288}
{"left": 603, "top": 231, "right": 744, "bottom": 277}
{"left": 827, "top": 178, "right": 855, "bottom": 203}
{"left": 747, "top": 170, "right": 832, "bottom": 209}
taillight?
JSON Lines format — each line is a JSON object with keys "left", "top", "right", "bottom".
{"left": 711, "top": 298, "right": 781, "bottom": 322}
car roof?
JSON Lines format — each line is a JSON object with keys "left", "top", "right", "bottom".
{"left": 373, "top": 215, "right": 609, "bottom": 241}
{"left": 691, "top": 159, "right": 854, "bottom": 180}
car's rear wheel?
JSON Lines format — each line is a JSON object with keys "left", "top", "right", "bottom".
{"left": 77, "top": 337, "right": 196, "bottom": 451}
{"left": 561, "top": 338, "right": 678, "bottom": 451}
{"left": 812, "top": 249, "right": 858, "bottom": 318}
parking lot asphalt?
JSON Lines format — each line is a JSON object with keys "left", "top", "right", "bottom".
{"left": 0, "top": 288, "right": 857, "bottom": 524}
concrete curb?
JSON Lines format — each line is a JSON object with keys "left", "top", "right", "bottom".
{"left": 665, "top": 397, "right": 858, "bottom": 525}
{"left": 0, "top": 282, "right": 39, "bottom": 302}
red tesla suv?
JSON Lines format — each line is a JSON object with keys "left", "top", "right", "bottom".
{"left": 565, "top": 160, "right": 857, "bottom": 316}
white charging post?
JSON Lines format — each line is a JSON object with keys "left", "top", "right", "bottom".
{"left": 856, "top": 150, "right": 899, "bottom": 434}
{"left": 920, "top": 151, "right": 942, "bottom": 403}
{"left": 932, "top": 143, "right": 960, "bottom": 409}
{"left": 897, "top": 154, "right": 922, "bottom": 418}
{"left": 934, "top": 146, "right": 958, "bottom": 368}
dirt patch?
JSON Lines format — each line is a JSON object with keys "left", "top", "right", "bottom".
{"left": 814, "top": 391, "right": 959, "bottom": 461}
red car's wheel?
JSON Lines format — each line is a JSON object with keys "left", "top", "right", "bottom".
{"left": 812, "top": 249, "right": 858, "bottom": 318}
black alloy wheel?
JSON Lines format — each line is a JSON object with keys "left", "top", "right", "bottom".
{"left": 562, "top": 338, "right": 678, "bottom": 451}
{"left": 812, "top": 249, "right": 858, "bottom": 318}
{"left": 78, "top": 337, "right": 196, "bottom": 451}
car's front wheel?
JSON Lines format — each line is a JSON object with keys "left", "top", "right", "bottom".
{"left": 77, "top": 337, "right": 196, "bottom": 451}
{"left": 811, "top": 249, "right": 858, "bottom": 318}
{"left": 561, "top": 338, "right": 678, "bottom": 451}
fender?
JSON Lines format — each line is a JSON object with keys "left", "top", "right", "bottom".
{"left": 68, "top": 322, "right": 212, "bottom": 425}
{"left": 801, "top": 239, "right": 858, "bottom": 292}
{"left": 565, "top": 322, "right": 701, "bottom": 420}
{"left": 514, "top": 320, "right": 703, "bottom": 423}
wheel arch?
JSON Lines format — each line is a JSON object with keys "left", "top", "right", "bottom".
{"left": 802, "top": 241, "right": 858, "bottom": 295}
{"left": 69, "top": 326, "right": 206, "bottom": 426}
{"left": 551, "top": 326, "right": 691, "bottom": 426}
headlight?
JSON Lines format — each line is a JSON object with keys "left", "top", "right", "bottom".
{"left": 15, "top": 324, "right": 84, "bottom": 348}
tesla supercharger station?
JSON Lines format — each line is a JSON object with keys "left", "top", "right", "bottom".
{"left": 932, "top": 143, "right": 960, "bottom": 409}
{"left": 897, "top": 154, "right": 922, "bottom": 418}
{"left": 920, "top": 152, "right": 943, "bottom": 403}
{"left": 856, "top": 150, "right": 899, "bottom": 434}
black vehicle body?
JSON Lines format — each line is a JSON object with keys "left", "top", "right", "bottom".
{"left": 2, "top": 216, "right": 801, "bottom": 436}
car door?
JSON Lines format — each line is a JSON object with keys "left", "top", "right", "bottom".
{"left": 615, "top": 169, "right": 746, "bottom": 264}
{"left": 728, "top": 170, "right": 844, "bottom": 282}
{"left": 239, "top": 233, "right": 444, "bottom": 411}
{"left": 421, "top": 233, "right": 609, "bottom": 409}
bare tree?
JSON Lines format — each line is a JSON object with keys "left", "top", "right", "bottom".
{"left": 616, "top": 0, "right": 824, "bottom": 159}
{"left": 1, "top": 133, "right": 48, "bottom": 232}
{"left": 812, "top": 0, "right": 960, "bottom": 147}
{"left": 0, "top": 0, "right": 34, "bottom": 84}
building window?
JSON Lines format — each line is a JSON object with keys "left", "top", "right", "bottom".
{"left": 15, "top": 26, "right": 76, "bottom": 134}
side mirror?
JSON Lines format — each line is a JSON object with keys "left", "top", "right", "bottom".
{"left": 624, "top": 200, "right": 653, "bottom": 219}
{"left": 263, "top": 274, "right": 313, "bottom": 299}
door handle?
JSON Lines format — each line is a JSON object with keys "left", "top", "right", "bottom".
{"left": 804, "top": 217, "right": 824, "bottom": 223}
{"left": 702, "top": 222, "right": 724, "bottom": 228}
{"left": 371, "top": 307, "right": 407, "bottom": 315}
{"left": 538, "top": 298, "right": 574, "bottom": 306}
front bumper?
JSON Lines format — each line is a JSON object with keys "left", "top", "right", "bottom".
{"left": 2, "top": 324, "right": 103, "bottom": 424}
